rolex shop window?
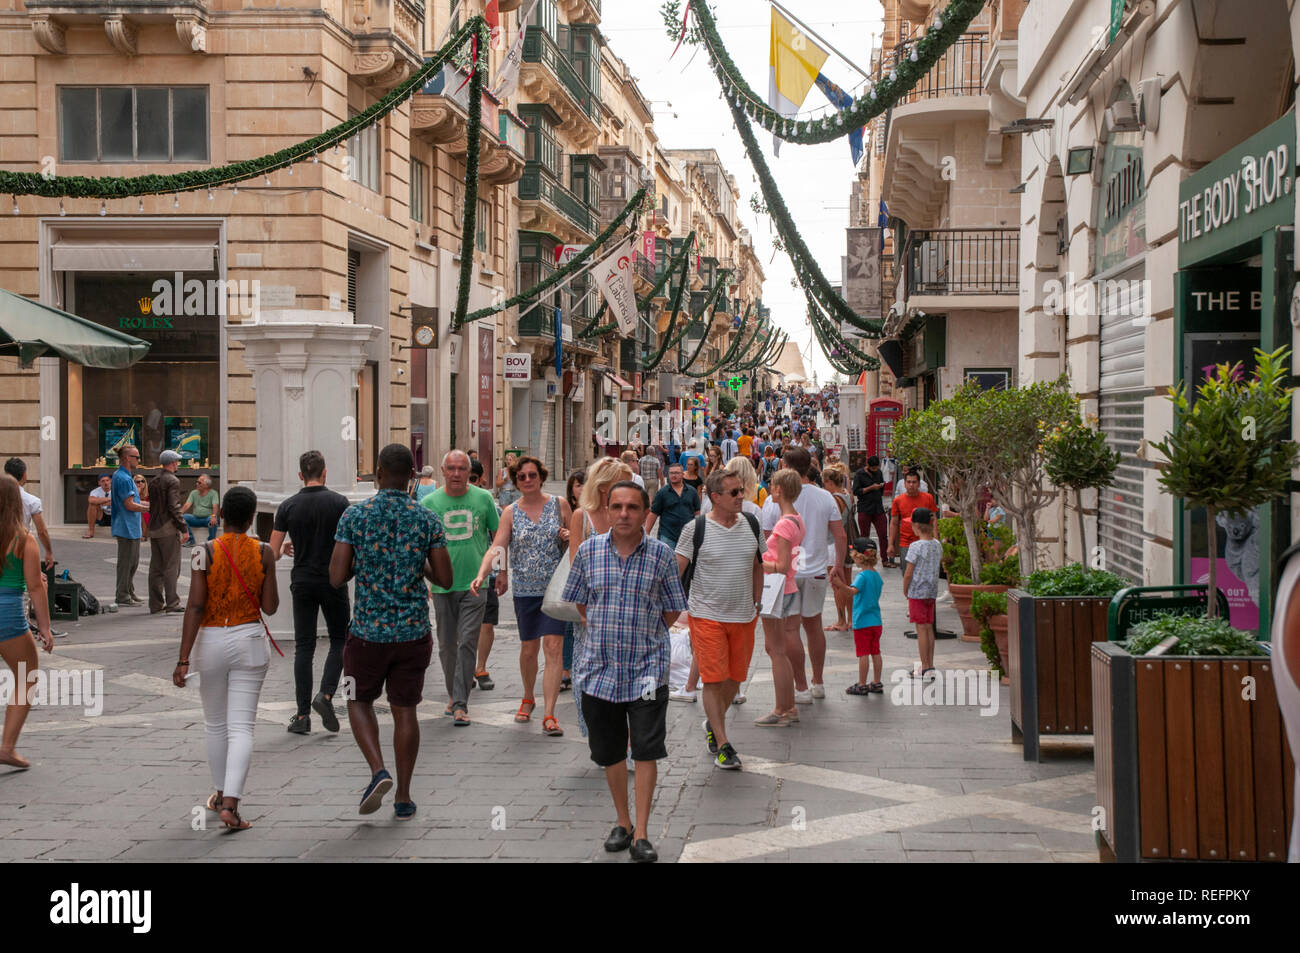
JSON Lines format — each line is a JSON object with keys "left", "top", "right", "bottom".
{"left": 60, "top": 270, "right": 221, "bottom": 517}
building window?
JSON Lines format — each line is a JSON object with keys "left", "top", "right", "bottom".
{"left": 476, "top": 196, "right": 491, "bottom": 253}
{"left": 58, "top": 86, "right": 208, "bottom": 162}
{"left": 410, "top": 159, "right": 428, "bottom": 223}
{"left": 521, "top": 108, "right": 559, "bottom": 176}
{"left": 347, "top": 109, "right": 381, "bottom": 193}
{"left": 529, "top": 0, "right": 558, "bottom": 39}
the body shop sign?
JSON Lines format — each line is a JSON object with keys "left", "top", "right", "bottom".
{"left": 1178, "top": 109, "right": 1295, "bottom": 267}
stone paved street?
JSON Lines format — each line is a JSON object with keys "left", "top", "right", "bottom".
{"left": 0, "top": 528, "right": 1098, "bottom": 862}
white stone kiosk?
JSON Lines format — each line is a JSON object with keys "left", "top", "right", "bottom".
{"left": 228, "top": 310, "right": 382, "bottom": 522}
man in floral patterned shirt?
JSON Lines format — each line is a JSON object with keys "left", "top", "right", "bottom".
{"left": 331, "top": 444, "right": 452, "bottom": 820}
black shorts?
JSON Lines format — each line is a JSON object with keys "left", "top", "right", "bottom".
{"left": 342, "top": 632, "right": 433, "bottom": 707}
{"left": 483, "top": 586, "right": 499, "bottom": 625}
{"left": 581, "top": 686, "right": 669, "bottom": 766}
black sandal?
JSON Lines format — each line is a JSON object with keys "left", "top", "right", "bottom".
{"left": 219, "top": 805, "right": 251, "bottom": 831}
{"left": 846, "top": 683, "right": 870, "bottom": 696}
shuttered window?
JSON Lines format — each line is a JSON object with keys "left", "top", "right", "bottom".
{"left": 1097, "top": 268, "right": 1147, "bottom": 583}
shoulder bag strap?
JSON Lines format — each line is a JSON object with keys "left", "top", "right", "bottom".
{"left": 214, "top": 537, "right": 284, "bottom": 657}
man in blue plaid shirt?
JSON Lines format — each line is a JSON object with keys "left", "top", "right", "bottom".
{"left": 562, "top": 480, "right": 686, "bottom": 863}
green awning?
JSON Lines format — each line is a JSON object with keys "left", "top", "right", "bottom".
{"left": 0, "top": 287, "right": 150, "bottom": 369}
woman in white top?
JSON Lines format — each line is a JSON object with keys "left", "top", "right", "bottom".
{"left": 701, "top": 455, "right": 763, "bottom": 519}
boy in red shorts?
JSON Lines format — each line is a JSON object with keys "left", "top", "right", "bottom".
{"left": 902, "top": 508, "right": 942, "bottom": 681}
{"left": 832, "top": 538, "right": 885, "bottom": 694}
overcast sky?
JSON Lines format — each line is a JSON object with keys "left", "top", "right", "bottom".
{"left": 601, "top": 0, "right": 885, "bottom": 384}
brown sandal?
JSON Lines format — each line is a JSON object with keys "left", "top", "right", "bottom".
{"left": 206, "top": 791, "right": 223, "bottom": 812}
{"left": 515, "top": 698, "right": 535, "bottom": 723}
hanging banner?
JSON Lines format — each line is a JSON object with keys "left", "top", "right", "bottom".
{"left": 553, "top": 306, "right": 563, "bottom": 376}
{"left": 594, "top": 237, "right": 639, "bottom": 336}
{"left": 844, "top": 227, "right": 882, "bottom": 320}
{"left": 555, "top": 244, "right": 583, "bottom": 267}
{"left": 478, "top": 326, "right": 494, "bottom": 477}
{"left": 642, "top": 230, "right": 656, "bottom": 264}
{"left": 492, "top": 0, "right": 540, "bottom": 100}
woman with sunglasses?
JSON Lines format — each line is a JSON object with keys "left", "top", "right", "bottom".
{"left": 470, "top": 456, "right": 572, "bottom": 736}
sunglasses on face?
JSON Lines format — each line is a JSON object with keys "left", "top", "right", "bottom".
{"left": 517, "top": 471, "right": 539, "bottom": 481}
{"left": 725, "top": 488, "right": 744, "bottom": 498}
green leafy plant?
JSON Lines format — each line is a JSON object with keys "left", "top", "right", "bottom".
{"left": 718, "top": 392, "right": 738, "bottom": 416}
{"left": 1123, "top": 614, "right": 1267, "bottom": 657}
{"left": 1151, "top": 347, "right": 1298, "bottom": 619}
{"left": 1023, "top": 563, "right": 1130, "bottom": 598}
{"left": 936, "top": 516, "right": 1021, "bottom": 586}
{"left": 1042, "top": 407, "right": 1121, "bottom": 576}
{"left": 971, "top": 589, "right": 1009, "bottom": 676}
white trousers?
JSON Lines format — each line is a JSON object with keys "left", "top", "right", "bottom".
{"left": 195, "top": 622, "right": 269, "bottom": 800}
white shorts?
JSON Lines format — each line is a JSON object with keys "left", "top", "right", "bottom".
{"left": 795, "top": 575, "right": 829, "bottom": 619}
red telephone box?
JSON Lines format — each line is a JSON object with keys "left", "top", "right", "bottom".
{"left": 868, "top": 398, "right": 904, "bottom": 493}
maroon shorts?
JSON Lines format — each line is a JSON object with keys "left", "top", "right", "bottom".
{"left": 342, "top": 631, "right": 434, "bottom": 707}
{"left": 853, "top": 625, "right": 882, "bottom": 657}
{"left": 908, "top": 598, "right": 936, "bottom": 624}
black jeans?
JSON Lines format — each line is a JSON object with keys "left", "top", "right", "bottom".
{"left": 291, "top": 579, "right": 351, "bottom": 716}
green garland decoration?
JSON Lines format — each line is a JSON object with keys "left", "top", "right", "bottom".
{"left": 808, "top": 294, "right": 879, "bottom": 373}
{"left": 1, "top": 19, "right": 487, "bottom": 198}
{"left": 725, "top": 90, "right": 881, "bottom": 338}
{"left": 641, "top": 233, "right": 697, "bottom": 373}
{"left": 720, "top": 314, "right": 770, "bottom": 373}
{"left": 730, "top": 327, "right": 785, "bottom": 373}
{"left": 459, "top": 186, "right": 648, "bottom": 329}
{"left": 452, "top": 21, "right": 491, "bottom": 334}
{"left": 677, "top": 269, "right": 732, "bottom": 373}
{"left": 681, "top": 304, "right": 759, "bottom": 379}
{"left": 682, "top": 0, "right": 987, "bottom": 146}
{"left": 576, "top": 226, "right": 699, "bottom": 342}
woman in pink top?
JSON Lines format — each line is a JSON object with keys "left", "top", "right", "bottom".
{"left": 754, "top": 468, "right": 805, "bottom": 727}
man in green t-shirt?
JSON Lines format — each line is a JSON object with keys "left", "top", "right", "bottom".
{"left": 421, "top": 449, "right": 499, "bottom": 726}
{"left": 181, "top": 474, "right": 221, "bottom": 544}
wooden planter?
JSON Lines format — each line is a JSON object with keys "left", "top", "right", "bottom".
{"left": 1007, "top": 590, "right": 1111, "bottom": 762}
{"left": 1092, "top": 642, "right": 1295, "bottom": 862}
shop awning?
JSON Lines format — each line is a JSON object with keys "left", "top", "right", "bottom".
{"left": 0, "top": 288, "right": 150, "bottom": 368}
{"left": 51, "top": 239, "right": 216, "bottom": 273}
{"left": 605, "top": 372, "right": 634, "bottom": 393}
{"left": 877, "top": 339, "right": 905, "bottom": 378}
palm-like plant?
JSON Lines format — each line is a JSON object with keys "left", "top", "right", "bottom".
{"left": 1151, "top": 347, "right": 1298, "bottom": 618}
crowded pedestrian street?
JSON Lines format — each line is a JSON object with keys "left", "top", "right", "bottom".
{"left": 0, "top": 525, "right": 1095, "bottom": 863}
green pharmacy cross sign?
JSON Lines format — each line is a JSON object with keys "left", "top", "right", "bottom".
{"left": 726, "top": 375, "right": 746, "bottom": 390}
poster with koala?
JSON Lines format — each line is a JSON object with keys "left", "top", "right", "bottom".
{"left": 1184, "top": 333, "right": 1261, "bottom": 631}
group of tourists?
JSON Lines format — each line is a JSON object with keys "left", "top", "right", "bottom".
{"left": 0, "top": 381, "right": 955, "bottom": 862}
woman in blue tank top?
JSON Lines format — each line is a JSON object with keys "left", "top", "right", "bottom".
{"left": 0, "top": 474, "right": 54, "bottom": 770}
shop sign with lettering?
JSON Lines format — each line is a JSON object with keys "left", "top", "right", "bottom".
{"left": 1178, "top": 109, "right": 1295, "bottom": 267}
{"left": 1097, "top": 132, "right": 1147, "bottom": 273}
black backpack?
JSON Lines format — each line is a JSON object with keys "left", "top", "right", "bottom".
{"left": 680, "top": 513, "right": 762, "bottom": 598}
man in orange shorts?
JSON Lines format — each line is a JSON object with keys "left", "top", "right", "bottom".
{"left": 675, "top": 471, "right": 765, "bottom": 770}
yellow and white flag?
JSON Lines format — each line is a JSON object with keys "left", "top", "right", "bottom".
{"left": 769, "top": 7, "right": 829, "bottom": 156}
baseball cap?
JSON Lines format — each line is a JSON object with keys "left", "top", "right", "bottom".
{"left": 852, "top": 537, "right": 877, "bottom": 552}
{"left": 160, "top": 450, "right": 182, "bottom": 465}
{"left": 911, "top": 507, "right": 933, "bottom": 525}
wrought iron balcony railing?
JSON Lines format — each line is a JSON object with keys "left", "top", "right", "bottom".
{"left": 519, "top": 160, "right": 595, "bottom": 234}
{"left": 903, "top": 228, "right": 1018, "bottom": 297}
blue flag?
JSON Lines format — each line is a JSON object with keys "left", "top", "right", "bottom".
{"left": 878, "top": 199, "right": 889, "bottom": 249}
{"left": 814, "top": 73, "right": 864, "bottom": 167}
{"left": 554, "top": 306, "right": 563, "bottom": 376}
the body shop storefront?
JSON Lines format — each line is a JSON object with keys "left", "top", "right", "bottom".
{"left": 1174, "top": 109, "right": 1296, "bottom": 637}
{"left": 40, "top": 221, "right": 226, "bottom": 525}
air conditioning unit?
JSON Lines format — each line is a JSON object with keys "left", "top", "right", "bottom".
{"left": 1106, "top": 99, "right": 1141, "bottom": 133}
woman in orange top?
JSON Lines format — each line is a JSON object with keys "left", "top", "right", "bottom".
{"left": 173, "top": 485, "right": 279, "bottom": 831}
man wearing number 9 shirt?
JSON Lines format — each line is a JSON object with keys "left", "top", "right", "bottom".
{"left": 422, "top": 450, "right": 499, "bottom": 727}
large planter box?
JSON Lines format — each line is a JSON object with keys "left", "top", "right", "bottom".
{"left": 1007, "top": 590, "right": 1111, "bottom": 762}
{"left": 1092, "top": 641, "right": 1295, "bottom": 862}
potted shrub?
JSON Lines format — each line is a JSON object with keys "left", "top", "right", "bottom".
{"left": 971, "top": 589, "right": 1009, "bottom": 683}
{"left": 1042, "top": 406, "right": 1121, "bottom": 578}
{"left": 939, "top": 516, "right": 1018, "bottom": 640}
{"left": 1093, "top": 347, "right": 1298, "bottom": 862}
{"left": 1007, "top": 564, "right": 1132, "bottom": 760}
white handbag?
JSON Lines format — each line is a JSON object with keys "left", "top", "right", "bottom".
{"left": 541, "top": 550, "right": 583, "bottom": 623}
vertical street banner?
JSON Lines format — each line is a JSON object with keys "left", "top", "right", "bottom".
{"left": 478, "top": 327, "right": 494, "bottom": 477}
{"left": 642, "top": 230, "right": 656, "bottom": 264}
{"left": 845, "top": 227, "right": 882, "bottom": 322}
{"left": 595, "top": 237, "right": 639, "bottom": 336}
{"left": 553, "top": 306, "right": 563, "bottom": 376}
{"left": 492, "top": 0, "right": 540, "bottom": 100}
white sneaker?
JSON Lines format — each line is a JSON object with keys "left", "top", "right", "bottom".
{"left": 732, "top": 692, "right": 747, "bottom": 706}
{"left": 793, "top": 688, "right": 814, "bottom": 705}
{"left": 669, "top": 688, "right": 697, "bottom": 703}
{"left": 810, "top": 683, "right": 826, "bottom": 699}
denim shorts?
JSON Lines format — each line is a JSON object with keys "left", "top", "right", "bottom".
{"left": 0, "top": 588, "right": 30, "bottom": 642}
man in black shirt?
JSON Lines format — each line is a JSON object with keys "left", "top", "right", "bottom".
{"left": 852, "top": 455, "right": 890, "bottom": 563}
{"left": 270, "top": 450, "right": 352, "bottom": 734}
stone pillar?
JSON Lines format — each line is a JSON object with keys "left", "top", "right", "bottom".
{"left": 227, "top": 310, "right": 382, "bottom": 513}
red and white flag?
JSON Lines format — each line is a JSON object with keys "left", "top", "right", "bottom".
{"left": 492, "top": 0, "right": 540, "bottom": 100}
{"left": 486, "top": 0, "right": 502, "bottom": 50}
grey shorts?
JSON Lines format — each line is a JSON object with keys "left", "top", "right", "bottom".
{"left": 795, "top": 575, "right": 829, "bottom": 618}
{"left": 761, "top": 591, "right": 800, "bottom": 621}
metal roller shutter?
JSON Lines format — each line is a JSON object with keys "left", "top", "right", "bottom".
{"left": 1096, "top": 268, "right": 1147, "bottom": 583}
